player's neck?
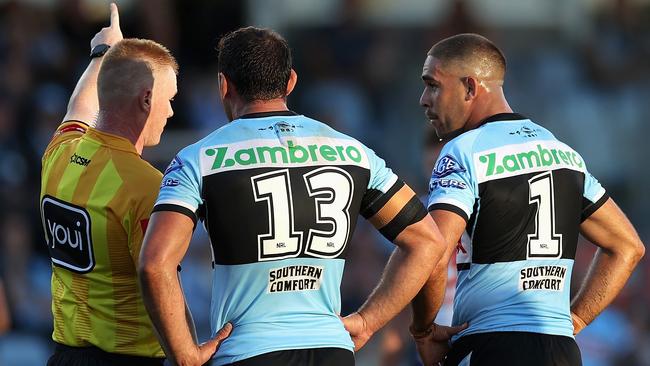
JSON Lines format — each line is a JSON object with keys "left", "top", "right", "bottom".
{"left": 466, "top": 92, "right": 512, "bottom": 130}
{"left": 231, "top": 99, "right": 290, "bottom": 120}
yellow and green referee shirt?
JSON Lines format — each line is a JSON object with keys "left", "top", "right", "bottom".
{"left": 40, "top": 121, "right": 164, "bottom": 357}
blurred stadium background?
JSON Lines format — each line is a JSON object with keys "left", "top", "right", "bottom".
{"left": 0, "top": 0, "right": 649, "bottom": 365}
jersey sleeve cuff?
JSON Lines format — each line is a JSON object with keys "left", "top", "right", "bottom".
{"left": 428, "top": 202, "right": 469, "bottom": 222}
{"left": 581, "top": 192, "right": 609, "bottom": 222}
{"left": 152, "top": 204, "right": 198, "bottom": 225}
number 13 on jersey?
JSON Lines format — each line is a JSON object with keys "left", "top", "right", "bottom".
{"left": 251, "top": 167, "right": 354, "bottom": 261}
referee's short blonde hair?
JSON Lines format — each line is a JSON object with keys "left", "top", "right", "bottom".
{"left": 98, "top": 38, "right": 177, "bottom": 104}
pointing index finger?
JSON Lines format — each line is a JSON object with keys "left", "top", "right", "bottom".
{"left": 110, "top": 3, "right": 120, "bottom": 28}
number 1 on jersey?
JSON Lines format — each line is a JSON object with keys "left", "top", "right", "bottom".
{"left": 527, "top": 171, "right": 563, "bottom": 259}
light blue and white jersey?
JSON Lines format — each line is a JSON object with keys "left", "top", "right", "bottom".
{"left": 153, "top": 111, "right": 404, "bottom": 364}
{"left": 427, "top": 113, "right": 608, "bottom": 341}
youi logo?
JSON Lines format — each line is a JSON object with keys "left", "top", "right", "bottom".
{"left": 41, "top": 196, "right": 94, "bottom": 273}
{"left": 432, "top": 155, "right": 465, "bottom": 178}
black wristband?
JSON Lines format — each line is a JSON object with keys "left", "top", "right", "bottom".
{"left": 90, "top": 44, "right": 110, "bottom": 58}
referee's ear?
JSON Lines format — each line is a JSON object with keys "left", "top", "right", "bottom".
{"left": 286, "top": 69, "right": 297, "bottom": 97}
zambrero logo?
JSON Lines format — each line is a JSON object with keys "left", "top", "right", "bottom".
{"left": 202, "top": 138, "right": 367, "bottom": 173}
{"left": 475, "top": 142, "right": 584, "bottom": 182}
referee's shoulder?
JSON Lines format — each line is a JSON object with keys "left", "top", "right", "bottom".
{"left": 116, "top": 153, "right": 163, "bottom": 188}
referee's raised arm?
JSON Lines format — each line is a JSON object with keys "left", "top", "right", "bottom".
{"left": 62, "top": 2, "right": 122, "bottom": 126}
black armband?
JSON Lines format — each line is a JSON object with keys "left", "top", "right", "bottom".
{"left": 361, "top": 180, "right": 405, "bottom": 219}
{"left": 379, "top": 196, "right": 428, "bottom": 242}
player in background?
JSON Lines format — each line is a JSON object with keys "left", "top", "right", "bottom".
{"left": 138, "top": 26, "right": 446, "bottom": 366}
{"left": 0, "top": 277, "right": 10, "bottom": 335}
{"left": 39, "top": 4, "right": 208, "bottom": 365}
{"left": 410, "top": 33, "right": 645, "bottom": 366}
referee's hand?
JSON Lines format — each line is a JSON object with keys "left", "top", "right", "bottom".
{"left": 90, "top": 2, "right": 123, "bottom": 49}
{"left": 197, "top": 322, "right": 233, "bottom": 364}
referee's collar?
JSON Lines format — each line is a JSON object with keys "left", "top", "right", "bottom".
{"left": 84, "top": 128, "right": 138, "bottom": 155}
{"left": 479, "top": 113, "right": 528, "bottom": 125}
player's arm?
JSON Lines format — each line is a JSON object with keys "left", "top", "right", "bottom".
{"left": 138, "top": 211, "right": 231, "bottom": 365}
{"left": 408, "top": 209, "right": 468, "bottom": 365}
{"left": 570, "top": 198, "right": 644, "bottom": 334}
{"left": 62, "top": 3, "right": 122, "bottom": 126}
{"left": 410, "top": 210, "right": 461, "bottom": 331}
{"left": 342, "top": 182, "right": 446, "bottom": 350}
{"left": 179, "top": 271, "right": 199, "bottom": 343}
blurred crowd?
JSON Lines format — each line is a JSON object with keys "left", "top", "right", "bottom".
{"left": 0, "top": 0, "right": 649, "bottom": 365}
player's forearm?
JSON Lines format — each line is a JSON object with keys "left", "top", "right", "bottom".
{"left": 176, "top": 271, "right": 199, "bottom": 343}
{"left": 140, "top": 265, "right": 199, "bottom": 365}
{"left": 410, "top": 218, "right": 457, "bottom": 331}
{"left": 62, "top": 58, "right": 103, "bottom": 125}
{"left": 571, "top": 245, "right": 643, "bottom": 326}
{"left": 185, "top": 299, "right": 199, "bottom": 344}
{"left": 358, "top": 241, "right": 437, "bottom": 334}
{"left": 410, "top": 262, "right": 447, "bottom": 332}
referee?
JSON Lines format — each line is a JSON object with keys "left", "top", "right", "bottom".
{"left": 39, "top": 4, "right": 188, "bottom": 365}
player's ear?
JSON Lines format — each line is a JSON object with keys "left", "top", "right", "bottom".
{"left": 464, "top": 76, "right": 478, "bottom": 101}
{"left": 218, "top": 72, "right": 229, "bottom": 100}
{"left": 286, "top": 69, "right": 297, "bottom": 96}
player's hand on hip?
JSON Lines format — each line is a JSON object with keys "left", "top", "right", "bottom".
{"left": 197, "top": 322, "right": 233, "bottom": 364}
{"left": 90, "top": 3, "right": 123, "bottom": 49}
{"left": 571, "top": 312, "right": 587, "bottom": 335}
{"left": 413, "top": 322, "right": 467, "bottom": 366}
{"left": 341, "top": 312, "right": 373, "bottom": 351}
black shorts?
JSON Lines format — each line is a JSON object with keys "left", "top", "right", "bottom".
{"left": 226, "top": 347, "right": 354, "bottom": 366}
{"left": 445, "top": 332, "right": 582, "bottom": 366}
{"left": 48, "top": 342, "right": 165, "bottom": 366}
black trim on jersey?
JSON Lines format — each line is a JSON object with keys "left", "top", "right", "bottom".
{"left": 360, "top": 180, "right": 404, "bottom": 219}
{"left": 196, "top": 203, "right": 206, "bottom": 222}
{"left": 428, "top": 203, "right": 469, "bottom": 222}
{"left": 466, "top": 199, "right": 480, "bottom": 239}
{"left": 239, "top": 110, "right": 299, "bottom": 119}
{"left": 457, "top": 263, "right": 470, "bottom": 271}
{"left": 479, "top": 113, "right": 528, "bottom": 126}
{"left": 581, "top": 192, "right": 609, "bottom": 222}
{"left": 379, "top": 196, "right": 428, "bottom": 241}
{"left": 152, "top": 204, "right": 198, "bottom": 225}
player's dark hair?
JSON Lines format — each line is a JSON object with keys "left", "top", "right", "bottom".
{"left": 217, "top": 26, "right": 292, "bottom": 102}
{"left": 428, "top": 33, "right": 506, "bottom": 77}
